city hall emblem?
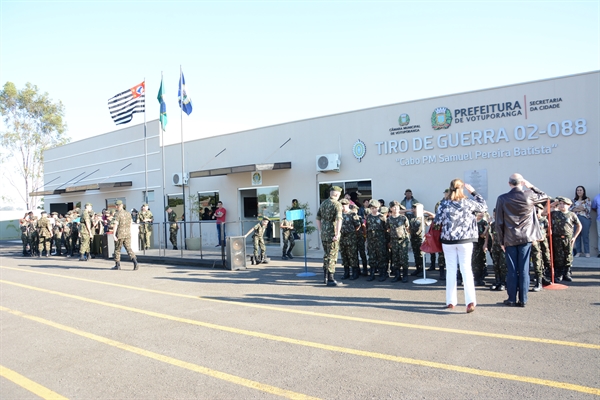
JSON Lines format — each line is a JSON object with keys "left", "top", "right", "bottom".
{"left": 431, "top": 107, "right": 452, "bottom": 130}
{"left": 398, "top": 114, "right": 410, "bottom": 126}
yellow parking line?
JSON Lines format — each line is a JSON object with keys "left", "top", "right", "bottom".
{"left": 0, "top": 364, "right": 68, "bottom": 400}
{"left": 2, "top": 280, "right": 599, "bottom": 396}
{"left": 1, "top": 266, "right": 598, "bottom": 350}
{"left": 0, "top": 306, "right": 319, "bottom": 400}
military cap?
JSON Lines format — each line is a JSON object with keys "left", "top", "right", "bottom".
{"left": 51, "top": 212, "right": 58, "bottom": 215}
{"left": 380, "top": 206, "right": 389, "bottom": 214}
{"left": 262, "top": 216, "right": 270, "bottom": 221}
{"left": 340, "top": 199, "right": 350, "bottom": 205}
{"left": 41, "top": 211, "right": 47, "bottom": 214}
{"left": 142, "top": 203, "right": 148, "bottom": 207}
{"left": 165, "top": 206, "right": 171, "bottom": 211}
{"left": 555, "top": 196, "right": 572, "bottom": 205}
{"left": 368, "top": 199, "right": 380, "bottom": 208}
{"left": 115, "top": 200, "right": 123, "bottom": 205}
{"left": 389, "top": 200, "right": 400, "bottom": 208}
{"left": 443, "top": 189, "right": 449, "bottom": 193}
{"left": 331, "top": 185, "right": 343, "bottom": 192}
{"left": 85, "top": 203, "right": 93, "bottom": 207}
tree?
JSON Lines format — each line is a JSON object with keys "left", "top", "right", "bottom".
{"left": 0, "top": 82, "right": 68, "bottom": 210}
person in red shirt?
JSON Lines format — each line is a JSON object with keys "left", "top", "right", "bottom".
{"left": 214, "top": 201, "right": 227, "bottom": 246}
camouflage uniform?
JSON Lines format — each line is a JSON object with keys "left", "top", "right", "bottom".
{"left": 251, "top": 220, "right": 268, "bottom": 261}
{"left": 471, "top": 218, "right": 488, "bottom": 284}
{"left": 280, "top": 218, "right": 295, "bottom": 258}
{"left": 356, "top": 215, "right": 368, "bottom": 275}
{"left": 113, "top": 209, "right": 136, "bottom": 263}
{"left": 538, "top": 215, "right": 552, "bottom": 279}
{"left": 80, "top": 209, "right": 93, "bottom": 259}
{"left": 339, "top": 208, "right": 361, "bottom": 279}
{"left": 551, "top": 210, "right": 580, "bottom": 281}
{"left": 409, "top": 216, "right": 427, "bottom": 276}
{"left": 28, "top": 218, "right": 39, "bottom": 257}
{"left": 488, "top": 220, "right": 507, "bottom": 289}
{"left": 316, "top": 197, "right": 343, "bottom": 276}
{"left": 52, "top": 217, "right": 63, "bottom": 255}
{"left": 167, "top": 210, "right": 178, "bottom": 249}
{"left": 37, "top": 214, "right": 52, "bottom": 256}
{"left": 20, "top": 218, "right": 30, "bottom": 256}
{"left": 138, "top": 208, "right": 153, "bottom": 250}
{"left": 366, "top": 212, "right": 388, "bottom": 281}
{"left": 388, "top": 214, "right": 410, "bottom": 282}
{"left": 63, "top": 219, "right": 72, "bottom": 256}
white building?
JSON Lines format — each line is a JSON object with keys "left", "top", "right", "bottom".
{"left": 37, "top": 71, "right": 600, "bottom": 253}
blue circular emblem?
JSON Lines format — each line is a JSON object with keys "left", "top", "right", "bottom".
{"left": 352, "top": 140, "right": 366, "bottom": 162}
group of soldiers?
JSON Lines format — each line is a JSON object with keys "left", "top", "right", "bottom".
{"left": 318, "top": 186, "right": 582, "bottom": 289}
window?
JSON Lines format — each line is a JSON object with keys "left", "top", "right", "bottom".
{"left": 319, "top": 180, "right": 372, "bottom": 205}
{"left": 197, "top": 191, "right": 219, "bottom": 220}
{"left": 105, "top": 197, "right": 126, "bottom": 212}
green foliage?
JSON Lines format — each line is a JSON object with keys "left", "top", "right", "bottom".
{"left": 287, "top": 201, "right": 316, "bottom": 236}
{"left": 0, "top": 82, "right": 68, "bottom": 209}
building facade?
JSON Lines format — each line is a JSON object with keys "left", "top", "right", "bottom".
{"left": 39, "top": 71, "right": 600, "bottom": 253}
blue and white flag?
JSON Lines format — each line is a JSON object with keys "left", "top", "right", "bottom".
{"left": 178, "top": 71, "right": 193, "bottom": 115}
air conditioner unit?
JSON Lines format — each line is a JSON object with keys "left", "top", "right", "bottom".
{"left": 316, "top": 154, "right": 340, "bottom": 172}
{"left": 172, "top": 173, "right": 188, "bottom": 186}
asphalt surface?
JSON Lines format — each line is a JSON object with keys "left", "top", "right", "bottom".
{"left": 1, "top": 242, "right": 599, "bottom": 399}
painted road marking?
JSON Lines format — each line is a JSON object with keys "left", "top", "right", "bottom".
{"left": 0, "top": 365, "right": 68, "bottom": 400}
{"left": 2, "top": 280, "right": 599, "bottom": 396}
{"left": 2, "top": 266, "right": 598, "bottom": 350}
{"left": 0, "top": 306, "right": 319, "bottom": 400}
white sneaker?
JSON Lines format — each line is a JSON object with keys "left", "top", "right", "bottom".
{"left": 585, "top": 253, "right": 590, "bottom": 258}
{"left": 575, "top": 253, "right": 581, "bottom": 257}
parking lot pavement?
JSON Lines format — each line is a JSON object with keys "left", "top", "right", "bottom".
{"left": 1, "top": 241, "right": 599, "bottom": 399}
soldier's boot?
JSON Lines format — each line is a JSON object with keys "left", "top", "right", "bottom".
{"left": 350, "top": 267, "right": 361, "bottom": 280}
{"left": 490, "top": 272, "right": 501, "bottom": 290}
{"left": 282, "top": 252, "right": 288, "bottom": 260}
{"left": 261, "top": 254, "right": 269, "bottom": 264}
{"left": 411, "top": 266, "right": 423, "bottom": 277}
{"left": 554, "top": 267, "right": 564, "bottom": 282}
{"left": 401, "top": 266, "right": 408, "bottom": 283}
{"left": 563, "top": 267, "right": 573, "bottom": 282}
{"left": 111, "top": 261, "right": 121, "bottom": 270}
{"left": 173, "top": 245, "right": 178, "bottom": 250}
{"left": 79, "top": 253, "right": 86, "bottom": 261}
{"left": 323, "top": 269, "right": 327, "bottom": 284}
{"left": 287, "top": 244, "right": 294, "bottom": 259}
{"left": 391, "top": 269, "right": 401, "bottom": 282}
{"left": 475, "top": 269, "right": 486, "bottom": 286}
{"left": 366, "top": 266, "right": 375, "bottom": 282}
{"left": 532, "top": 277, "right": 542, "bottom": 292}
{"left": 439, "top": 265, "right": 446, "bottom": 281}
{"left": 378, "top": 268, "right": 388, "bottom": 282}
{"left": 56, "top": 247, "right": 62, "bottom": 256}
{"left": 86, "top": 252, "right": 90, "bottom": 261}
{"left": 362, "top": 259, "right": 369, "bottom": 276}
{"left": 427, "top": 259, "right": 436, "bottom": 271}
{"left": 132, "top": 258, "right": 139, "bottom": 271}
{"left": 341, "top": 266, "right": 350, "bottom": 280}
{"left": 326, "top": 272, "right": 339, "bottom": 287}
{"left": 250, "top": 256, "right": 255, "bottom": 265}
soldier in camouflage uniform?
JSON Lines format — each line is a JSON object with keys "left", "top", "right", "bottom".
{"left": 366, "top": 199, "right": 388, "bottom": 282}
{"left": 166, "top": 206, "right": 178, "bottom": 250}
{"left": 356, "top": 209, "right": 368, "bottom": 276}
{"left": 339, "top": 199, "right": 361, "bottom": 280}
{"left": 486, "top": 210, "right": 507, "bottom": 291}
{"left": 63, "top": 215, "right": 72, "bottom": 256}
{"left": 70, "top": 212, "right": 80, "bottom": 257}
{"left": 19, "top": 212, "right": 31, "bottom": 256}
{"left": 471, "top": 212, "right": 489, "bottom": 286}
{"left": 280, "top": 216, "right": 295, "bottom": 260}
{"left": 79, "top": 203, "right": 93, "bottom": 261}
{"left": 245, "top": 217, "right": 270, "bottom": 264}
{"left": 316, "top": 186, "right": 343, "bottom": 286}
{"left": 409, "top": 203, "right": 434, "bottom": 277}
{"left": 138, "top": 203, "right": 153, "bottom": 250}
{"left": 111, "top": 200, "right": 139, "bottom": 270}
{"left": 529, "top": 204, "right": 551, "bottom": 291}
{"left": 51, "top": 212, "right": 63, "bottom": 256}
{"left": 388, "top": 201, "right": 410, "bottom": 283}
{"left": 550, "top": 197, "right": 581, "bottom": 282}
{"left": 537, "top": 205, "right": 552, "bottom": 283}
{"left": 28, "top": 216, "right": 39, "bottom": 257}
{"left": 37, "top": 211, "right": 52, "bottom": 257}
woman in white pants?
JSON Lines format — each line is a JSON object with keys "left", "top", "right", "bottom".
{"left": 434, "top": 179, "right": 487, "bottom": 313}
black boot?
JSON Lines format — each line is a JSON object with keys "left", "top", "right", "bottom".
{"left": 366, "top": 266, "right": 375, "bottom": 281}
{"left": 532, "top": 277, "right": 542, "bottom": 292}
{"left": 287, "top": 245, "right": 294, "bottom": 259}
{"left": 391, "top": 270, "right": 401, "bottom": 282}
{"left": 350, "top": 267, "right": 360, "bottom": 280}
{"left": 439, "top": 266, "right": 446, "bottom": 281}
{"left": 411, "top": 267, "right": 423, "bottom": 277}
{"left": 173, "top": 245, "right": 178, "bottom": 250}
{"left": 427, "top": 259, "right": 436, "bottom": 271}
{"left": 111, "top": 261, "right": 121, "bottom": 270}
{"left": 326, "top": 272, "right": 338, "bottom": 287}
{"left": 378, "top": 268, "right": 388, "bottom": 282}
{"left": 402, "top": 266, "right": 409, "bottom": 283}
{"left": 362, "top": 260, "right": 368, "bottom": 276}
{"left": 563, "top": 268, "right": 573, "bottom": 282}
{"left": 133, "top": 258, "right": 139, "bottom": 271}
{"left": 341, "top": 267, "right": 350, "bottom": 280}
{"left": 282, "top": 253, "right": 288, "bottom": 260}
{"left": 323, "top": 269, "right": 327, "bottom": 284}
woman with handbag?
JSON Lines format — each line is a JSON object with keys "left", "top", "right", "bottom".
{"left": 433, "top": 179, "right": 487, "bottom": 313}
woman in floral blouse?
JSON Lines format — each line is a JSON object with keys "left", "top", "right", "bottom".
{"left": 571, "top": 185, "right": 591, "bottom": 257}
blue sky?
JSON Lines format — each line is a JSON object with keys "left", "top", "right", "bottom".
{"left": 1, "top": 0, "right": 599, "bottom": 205}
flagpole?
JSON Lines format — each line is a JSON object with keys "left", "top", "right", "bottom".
{"left": 180, "top": 65, "right": 187, "bottom": 249}
{"left": 160, "top": 71, "right": 167, "bottom": 254}
{"left": 144, "top": 78, "right": 148, "bottom": 205}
